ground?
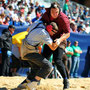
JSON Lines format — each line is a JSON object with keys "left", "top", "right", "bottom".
{"left": 0, "top": 76, "right": 90, "bottom": 90}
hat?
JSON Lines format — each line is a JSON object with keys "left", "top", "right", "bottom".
{"left": 78, "top": 25, "right": 85, "bottom": 30}
{"left": 66, "top": 0, "right": 69, "bottom": 2}
{"left": 50, "top": 22, "right": 59, "bottom": 31}
{"left": 86, "top": 22, "right": 89, "bottom": 25}
{"left": 86, "top": 8, "right": 89, "bottom": 10}
{"left": 8, "top": 25, "right": 15, "bottom": 29}
{"left": 72, "top": 16, "right": 76, "bottom": 20}
{"left": 80, "top": 19, "right": 84, "bottom": 22}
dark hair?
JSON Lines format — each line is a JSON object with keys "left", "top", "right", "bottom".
{"left": 50, "top": 22, "right": 59, "bottom": 32}
{"left": 67, "top": 40, "right": 71, "bottom": 43}
{"left": 50, "top": 2, "right": 61, "bottom": 12}
{"left": 8, "top": 25, "right": 15, "bottom": 29}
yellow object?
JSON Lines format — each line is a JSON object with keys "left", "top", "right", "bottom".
{"left": 12, "top": 31, "right": 28, "bottom": 47}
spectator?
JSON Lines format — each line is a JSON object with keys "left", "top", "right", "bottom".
{"left": 0, "top": 25, "right": 15, "bottom": 76}
{"left": 0, "top": 13, "right": 5, "bottom": 24}
{"left": 77, "top": 25, "right": 86, "bottom": 34}
{"left": 75, "top": 16, "right": 81, "bottom": 26}
{"left": 72, "top": 4, "right": 79, "bottom": 18}
{"left": 0, "top": 2, "right": 4, "bottom": 14}
{"left": 70, "top": 41, "right": 82, "bottom": 78}
{"left": 63, "top": 0, "right": 69, "bottom": 16}
{"left": 65, "top": 40, "right": 73, "bottom": 76}
{"left": 70, "top": 21, "right": 77, "bottom": 33}
{"left": 3, "top": 16, "right": 10, "bottom": 25}
{"left": 85, "top": 22, "right": 90, "bottom": 34}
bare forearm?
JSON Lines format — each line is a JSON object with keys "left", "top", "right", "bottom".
{"left": 59, "top": 33, "right": 70, "bottom": 42}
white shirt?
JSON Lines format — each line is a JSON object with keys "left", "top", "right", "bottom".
{"left": 26, "top": 21, "right": 53, "bottom": 46}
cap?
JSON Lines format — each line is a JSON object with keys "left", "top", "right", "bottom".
{"left": 85, "top": 22, "right": 89, "bottom": 25}
{"left": 80, "top": 19, "right": 84, "bottom": 22}
{"left": 78, "top": 25, "right": 85, "bottom": 30}
{"left": 8, "top": 25, "right": 15, "bottom": 29}
{"left": 86, "top": 8, "right": 89, "bottom": 10}
{"left": 72, "top": 16, "right": 76, "bottom": 20}
{"left": 50, "top": 22, "right": 59, "bottom": 31}
{"left": 66, "top": 0, "right": 69, "bottom": 2}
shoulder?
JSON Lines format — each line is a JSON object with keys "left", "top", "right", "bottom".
{"left": 2, "top": 29, "right": 8, "bottom": 33}
{"left": 58, "top": 12, "right": 69, "bottom": 21}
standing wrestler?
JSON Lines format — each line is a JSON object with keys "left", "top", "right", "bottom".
{"left": 41, "top": 2, "right": 70, "bottom": 89}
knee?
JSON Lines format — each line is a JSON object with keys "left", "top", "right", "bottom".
{"left": 45, "top": 63, "right": 53, "bottom": 72}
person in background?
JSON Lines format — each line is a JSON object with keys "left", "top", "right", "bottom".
{"left": 0, "top": 2, "right": 4, "bottom": 14}
{"left": 0, "top": 25, "right": 15, "bottom": 76}
{"left": 70, "top": 41, "right": 82, "bottom": 78}
{"left": 63, "top": 0, "right": 69, "bottom": 16}
{"left": 65, "top": 40, "right": 73, "bottom": 77}
{"left": 41, "top": 2, "right": 70, "bottom": 89}
{"left": 85, "top": 22, "right": 90, "bottom": 34}
{"left": 3, "top": 16, "right": 10, "bottom": 25}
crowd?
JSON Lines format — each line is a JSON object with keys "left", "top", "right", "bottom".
{"left": 63, "top": 0, "right": 90, "bottom": 34}
{"left": 0, "top": 0, "right": 90, "bottom": 90}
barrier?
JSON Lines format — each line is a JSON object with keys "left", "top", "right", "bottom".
{"left": 68, "top": 32, "right": 90, "bottom": 76}
{"left": 0, "top": 25, "right": 90, "bottom": 77}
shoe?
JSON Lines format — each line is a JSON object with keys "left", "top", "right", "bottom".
{"left": 63, "top": 79, "right": 69, "bottom": 90}
{"left": 70, "top": 73, "right": 73, "bottom": 78}
{"left": 74, "top": 75, "right": 79, "bottom": 78}
{"left": 74, "top": 73, "right": 79, "bottom": 78}
{"left": 17, "top": 78, "right": 31, "bottom": 90}
{"left": 27, "top": 81, "right": 40, "bottom": 90}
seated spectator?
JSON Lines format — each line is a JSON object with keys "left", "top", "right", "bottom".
{"left": 0, "top": 13, "right": 5, "bottom": 24}
{"left": 34, "top": 1, "right": 39, "bottom": 9}
{"left": 0, "top": 2, "right": 4, "bottom": 14}
{"left": 79, "top": 19, "right": 85, "bottom": 28}
{"left": 77, "top": 25, "right": 86, "bottom": 34}
{"left": 8, "top": 5, "right": 14, "bottom": 18}
{"left": 85, "top": 22, "right": 90, "bottom": 34}
{"left": 70, "top": 21, "right": 77, "bottom": 33}
{"left": 75, "top": 16, "right": 81, "bottom": 26}
{"left": 41, "top": 5, "right": 46, "bottom": 14}
{"left": 35, "top": 5, "right": 42, "bottom": 19}
{"left": 3, "top": 16, "right": 10, "bottom": 25}
{"left": 22, "top": 17, "right": 32, "bottom": 26}
{"left": 82, "top": 8, "right": 89, "bottom": 20}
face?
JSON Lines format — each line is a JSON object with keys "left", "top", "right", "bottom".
{"left": 68, "top": 42, "right": 71, "bottom": 46}
{"left": 74, "top": 42, "right": 78, "bottom": 46}
{"left": 9, "top": 28, "right": 15, "bottom": 34}
{"left": 50, "top": 8, "right": 59, "bottom": 19}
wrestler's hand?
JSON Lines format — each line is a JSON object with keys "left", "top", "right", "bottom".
{"left": 54, "top": 38, "right": 60, "bottom": 45}
{"left": 46, "top": 25, "right": 53, "bottom": 32}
